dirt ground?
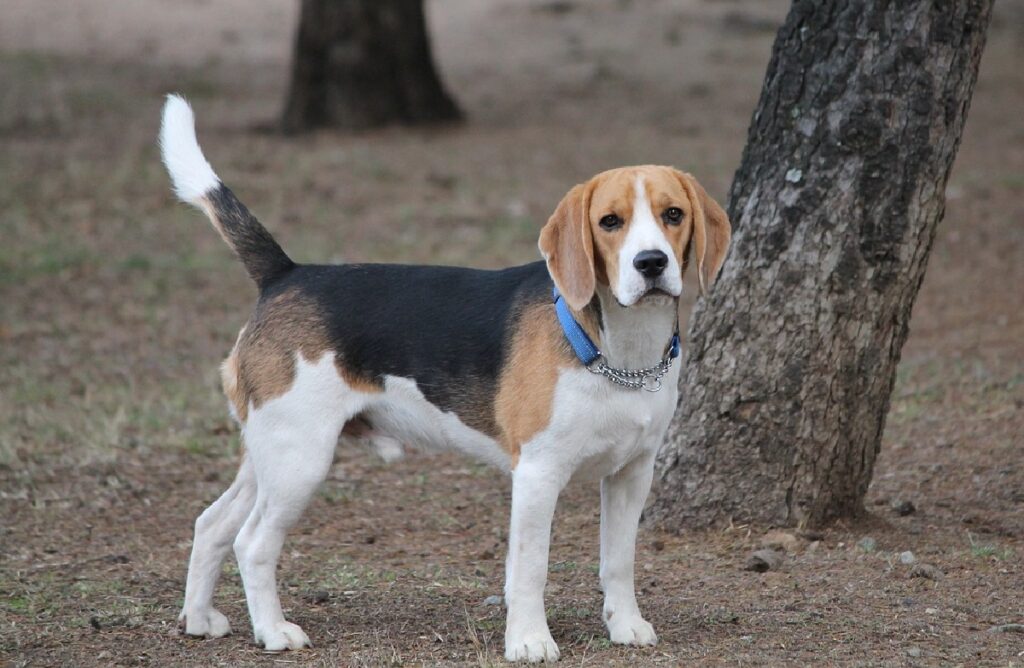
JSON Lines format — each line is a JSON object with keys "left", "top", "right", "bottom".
{"left": 1, "top": 0, "right": 1022, "bottom": 666}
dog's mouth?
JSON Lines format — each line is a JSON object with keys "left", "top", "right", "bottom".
{"left": 616, "top": 286, "right": 678, "bottom": 308}
{"left": 642, "top": 287, "right": 674, "bottom": 299}
{"left": 635, "top": 287, "right": 676, "bottom": 305}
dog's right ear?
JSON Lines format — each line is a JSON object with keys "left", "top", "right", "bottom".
{"left": 539, "top": 182, "right": 596, "bottom": 311}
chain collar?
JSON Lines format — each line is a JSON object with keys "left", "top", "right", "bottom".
{"left": 552, "top": 285, "right": 680, "bottom": 392}
{"left": 587, "top": 348, "right": 677, "bottom": 392}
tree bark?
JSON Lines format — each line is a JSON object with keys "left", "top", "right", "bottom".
{"left": 282, "top": 0, "right": 461, "bottom": 132}
{"left": 651, "top": 0, "right": 993, "bottom": 529}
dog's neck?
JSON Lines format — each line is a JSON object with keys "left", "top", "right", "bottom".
{"left": 588, "top": 284, "right": 679, "bottom": 370}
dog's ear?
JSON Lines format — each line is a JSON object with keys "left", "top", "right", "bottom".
{"left": 676, "top": 171, "right": 731, "bottom": 295}
{"left": 539, "top": 181, "right": 596, "bottom": 310}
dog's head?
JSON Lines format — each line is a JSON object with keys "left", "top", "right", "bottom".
{"left": 539, "top": 166, "right": 731, "bottom": 310}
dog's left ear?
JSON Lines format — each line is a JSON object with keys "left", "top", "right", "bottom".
{"left": 675, "top": 171, "right": 732, "bottom": 295}
{"left": 539, "top": 181, "right": 596, "bottom": 311}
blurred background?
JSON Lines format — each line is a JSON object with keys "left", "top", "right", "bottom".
{"left": 1, "top": 1, "right": 1022, "bottom": 665}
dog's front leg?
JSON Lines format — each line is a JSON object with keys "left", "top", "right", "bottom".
{"left": 599, "top": 452, "right": 657, "bottom": 646}
{"left": 504, "top": 458, "right": 564, "bottom": 663}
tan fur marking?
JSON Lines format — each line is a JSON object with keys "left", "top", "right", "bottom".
{"left": 674, "top": 171, "right": 732, "bottom": 292}
{"left": 642, "top": 167, "right": 694, "bottom": 269}
{"left": 587, "top": 169, "right": 634, "bottom": 288}
{"left": 221, "top": 326, "right": 249, "bottom": 421}
{"left": 220, "top": 287, "right": 382, "bottom": 425}
{"left": 495, "top": 302, "right": 577, "bottom": 463}
{"left": 198, "top": 198, "right": 234, "bottom": 250}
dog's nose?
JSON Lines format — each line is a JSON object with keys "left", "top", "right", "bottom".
{"left": 632, "top": 250, "right": 668, "bottom": 278}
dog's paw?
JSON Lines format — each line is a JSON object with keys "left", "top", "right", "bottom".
{"left": 607, "top": 614, "right": 657, "bottom": 646}
{"left": 256, "top": 621, "right": 312, "bottom": 652}
{"left": 505, "top": 630, "right": 560, "bottom": 662}
{"left": 179, "top": 608, "right": 232, "bottom": 638}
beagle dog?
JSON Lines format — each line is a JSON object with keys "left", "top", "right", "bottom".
{"left": 160, "top": 95, "right": 730, "bottom": 662}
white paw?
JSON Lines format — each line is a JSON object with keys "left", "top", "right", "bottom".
{"left": 370, "top": 434, "right": 406, "bottom": 463}
{"left": 607, "top": 614, "right": 657, "bottom": 646}
{"left": 179, "top": 608, "right": 232, "bottom": 638}
{"left": 256, "top": 620, "right": 312, "bottom": 651}
{"left": 505, "top": 630, "right": 560, "bottom": 662}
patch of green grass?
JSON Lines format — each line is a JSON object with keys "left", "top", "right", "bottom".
{"left": 575, "top": 632, "right": 613, "bottom": 651}
{"left": 0, "top": 240, "right": 96, "bottom": 285}
{"left": 117, "top": 254, "right": 152, "bottom": 272}
{"left": 967, "top": 532, "right": 1015, "bottom": 560}
{"left": 548, "top": 604, "right": 591, "bottom": 620}
{"left": 0, "top": 50, "right": 59, "bottom": 77}
{"left": 319, "top": 481, "right": 357, "bottom": 505}
{"left": 1, "top": 596, "right": 29, "bottom": 614}
{"left": 178, "top": 76, "right": 220, "bottom": 100}
{"left": 317, "top": 558, "right": 390, "bottom": 592}
{"left": 66, "top": 85, "right": 126, "bottom": 116}
{"left": 998, "top": 171, "right": 1024, "bottom": 191}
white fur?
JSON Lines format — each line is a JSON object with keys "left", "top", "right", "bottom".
{"left": 159, "top": 94, "right": 220, "bottom": 204}
{"left": 372, "top": 376, "right": 511, "bottom": 471}
{"left": 613, "top": 175, "right": 683, "bottom": 307}
{"left": 504, "top": 353, "right": 678, "bottom": 660}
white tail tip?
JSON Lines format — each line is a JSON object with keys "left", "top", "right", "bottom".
{"left": 159, "top": 94, "right": 219, "bottom": 203}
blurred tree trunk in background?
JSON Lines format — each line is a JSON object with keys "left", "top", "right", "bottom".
{"left": 651, "top": 0, "right": 993, "bottom": 529}
{"left": 282, "top": 0, "right": 461, "bottom": 132}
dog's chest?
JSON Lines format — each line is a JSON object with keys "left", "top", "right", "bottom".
{"left": 546, "top": 366, "right": 680, "bottom": 481}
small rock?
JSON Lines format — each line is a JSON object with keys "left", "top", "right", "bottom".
{"left": 907, "top": 647, "right": 922, "bottom": 658}
{"left": 988, "top": 623, "right": 1024, "bottom": 634}
{"left": 899, "top": 551, "right": 917, "bottom": 565}
{"left": 909, "top": 563, "right": 943, "bottom": 581}
{"left": 744, "top": 549, "right": 784, "bottom": 572}
{"left": 761, "top": 530, "right": 801, "bottom": 553}
{"left": 307, "top": 590, "right": 330, "bottom": 604}
{"left": 857, "top": 536, "right": 877, "bottom": 553}
{"left": 925, "top": 607, "right": 938, "bottom": 615}
{"left": 807, "top": 540, "right": 821, "bottom": 553}
{"left": 893, "top": 500, "right": 917, "bottom": 516}
{"left": 482, "top": 595, "right": 503, "bottom": 606}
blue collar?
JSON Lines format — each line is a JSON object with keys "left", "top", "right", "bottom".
{"left": 552, "top": 286, "right": 680, "bottom": 368}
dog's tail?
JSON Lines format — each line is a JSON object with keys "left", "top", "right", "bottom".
{"left": 159, "top": 94, "right": 294, "bottom": 289}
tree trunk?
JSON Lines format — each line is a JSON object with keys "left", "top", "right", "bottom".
{"left": 282, "top": 0, "right": 461, "bottom": 132}
{"left": 651, "top": 0, "right": 993, "bottom": 529}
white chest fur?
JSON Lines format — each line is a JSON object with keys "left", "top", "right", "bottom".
{"left": 524, "top": 363, "right": 680, "bottom": 482}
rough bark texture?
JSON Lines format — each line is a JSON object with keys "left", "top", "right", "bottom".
{"left": 282, "top": 0, "right": 461, "bottom": 132}
{"left": 651, "top": 0, "right": 993, "bottom": 529}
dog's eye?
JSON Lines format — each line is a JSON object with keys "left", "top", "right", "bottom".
{"left": 662, "top": 207, "right": 684, "bottom": 225}
{"left": 599, "top": 214, "right": 623, "bottom": 230}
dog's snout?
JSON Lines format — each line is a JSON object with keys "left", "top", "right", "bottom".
{"left": 632, "top": 250, "right": 668, "bottom": 278}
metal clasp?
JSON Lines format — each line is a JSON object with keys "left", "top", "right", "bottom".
{"left": 642, "top": 375, "right": 663, "bottom": 392}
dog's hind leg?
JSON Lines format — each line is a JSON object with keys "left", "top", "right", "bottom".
{"left": 232, "top": 352, "right": 363, "bottom": 651}
{"left": 179, "top": 452, "right": 257, "bottom": 638}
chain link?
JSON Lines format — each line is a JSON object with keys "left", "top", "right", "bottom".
{"left": 587, "top": 352, "right": 676, "bottom": 392}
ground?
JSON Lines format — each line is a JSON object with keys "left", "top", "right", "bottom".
{"left": 1, "top": 0, "right": 1022, "bottom": 666}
